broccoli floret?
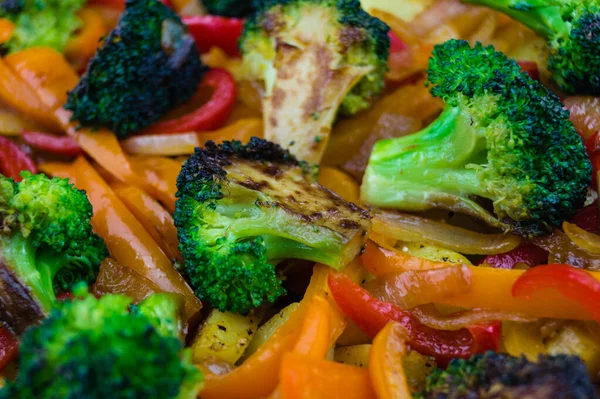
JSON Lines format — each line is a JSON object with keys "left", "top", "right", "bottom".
{"left": 175, "top": 137, "right": 371, "bottom": 314}
{"left": 0, "top": 0, "right": 85, "bottom": 53}
{"left": 64, "top": 0, "right": 207, "bottom": 139}
{"left": 203, "top": 0, "right": 254, "bottom": 17}
{"left": 416, "top": 351, "right": 597, "bottom": 399}
{"left": 361, "top": 40, "right": 591, "bottom": 237}
{"left": 240, "top": 0, "right": 390, "bottom": 163}
{"left": 0, "top": 290, "right": 203, "bottom": 399}
{"left": 133, "top": 292, "right": 186, "bottom": 340}
{"left": 0, "top": 172, "right": 107, "bottom": 313}
{"left": 463, "top": 0, "right": 600, "bottom": 94}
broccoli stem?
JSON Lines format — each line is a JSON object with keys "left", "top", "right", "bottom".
{"left": 0, "top": 234, "right": 54, "bottom": 312}
{"left": 262, "top": 236, "right": 344, "bottom": 266}
{"left": 463, "top": 0, "right": 568, "bottom": 39}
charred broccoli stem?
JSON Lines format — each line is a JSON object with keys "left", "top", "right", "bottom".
{"left": 361, "top": 40, "right": 591, "bottom": 237}
{"left": 175, "top": 137, "right": 371, "bottom": 314}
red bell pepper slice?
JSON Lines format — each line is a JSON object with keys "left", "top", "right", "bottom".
{"left": 512, "top": 264, "right": 600, "bottom": 322}
{"left": 22, "top": 131, "right": 83, "bottom": 157}
{"left": 328, "top": 272, "right": 500, "bottom": 366}
{"left": 0, "top": 136, "right": 37, "bottom": 181}
{"left": 142, "top": 68, "right": 236, "bottom": 135}
{"left": 517, "top": 61, "right": 540, "bottom": 81}
{"left": 0, "top": 325, "right": 18, "bottom": 372}
{"left": 388, "top": 31, "right": 406, "bottom": 53}
{"left": 482, "top": 243, "right": 548, "bottom": 269}
{"left": 182, "top": 15, "right": 245, "bottom": 57}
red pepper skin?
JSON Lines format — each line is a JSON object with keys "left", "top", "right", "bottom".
{"left": 517, "top": 61, "right": 540, "bottom": 81}
{"left": 482, "top": 243, "right": 548, "bottom": 269}
{"left": 22, "top": 131, "right": 83, "bottom": 157}
{"left": 182, "top": 15, "right": 244, "bottom": 57}
{"left": 0, "top": 136, "right": 37, "bottom": 181}
{"left": 142, "top": 68, "right": 236, "bottom": 135}
{"left": 328, "top": 272, "right": 500, "bottom": 366}
{"left": 569, "top": 202, "right": 599, "bottom": 233}
{"left": 389, "top": 31, "right": 406, "bottom": 53}
{"left": 513, "top": 264, "right": 600, "bottom": 322}
{"left": 0, "top": 326, "right": 18, "bottom": 372}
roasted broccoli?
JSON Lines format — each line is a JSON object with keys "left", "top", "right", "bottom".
{"left": 175, "top": 137, "right": 371, "bottom": 314}
{"left": 0, "top": 289, "right": 203, "bottom": 399}
{"left": 361, "top": 40, "right": 591, "bottom": 237}
{"left": 203, "top": 0, "right": 254, "bottom": 17}
{"left": 0, "top": 0, "right": 85, "bottom": 53}
{"left": 463, "top": 0, "right": 600, "bottom": 94}
{"left": 240, "top": 0, "right": 390, "bottom": 163}
{"left": 0, "top": 172, "right": 107, "bottom": 314}
{"left": 133, "top": 292, "right": 187, "bottom": 340}
{"left": 64, "top": 0, "right": 207, "bottom": 139}
{"left": 416, "top": 351, "right": 598, "bottom": 399}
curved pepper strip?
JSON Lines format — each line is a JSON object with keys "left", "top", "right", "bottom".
{"left": 0, "top": 136, "right": 37, "bottom": 181}
{"left": 0, "top": 19, "right": 15, "bottom": 44}
{"left": 512, "top": 264, "right": 600, "bottom": 323}
{"left": 112, "top": 183, "right": 182, "bottom": 262}
{"left": 369, "top": 322, "right": 412, "bottom": 399}
{"left": 142, "top": 68, "right": 237, "bottom": 135}
{"left": 292, "top": 296, "right": 331, "bottom": 358}
{"left": 482, "top": 243, "right": 548, "bottom": 269}
{"left": 280, "top": 353, "right": 377, "bottom": 399}
{"left": 126, "top": 155, "right": 181, "bottom": 213}
{"left": 21, "top": 131, "right": 82, "bottom": 157}
{"left": 0, "top": 325, "right": 18, "bottom": 372}
{"left": 64, "top": 156, "right": 201, "bottom": 320}
{"left": 65, "top": 7, "right": 110, "bottom": 62}
{"left": 361, "top": 240, "right": 448, "bottom": 275}
{"left": 328, "top": 272, "right": 500, "bottom": 366}
{"left": 201, "top": 262, "right": 365, "bottom": 399}
{"left": 183, "top": 16, "right": 245, "bottom": 57}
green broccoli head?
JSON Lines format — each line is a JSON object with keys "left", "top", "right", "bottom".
{"left": 132, "top": 292, "right": 187, "bottom": 340}
{"left": 0, "top": 172, "right": 107, "bottom": 312}
{"left": 416, "top": 351, "right": 597, "bottom": 399}
{"left": 0, "top": 0, "right": 85, "bottom": 53}
{"left": 64, "top": 0, "right": 207, "bottom": 139}
{"left": 240, "top": 0, "right": 389, "bottom": 163}
{"left": 463, "top": 0, "right": 600, "bottom": 94}
{"left": 203, "top": 0, "right": 254, "bottom": 17}
{"left": 175, "top": 137, "right": 371, "bottom": 314}
{"left": 361, "top": 40, "right": 591, "bottom": 238}
{"left": 0, "top": 290, "right": 203, "bottom": 399}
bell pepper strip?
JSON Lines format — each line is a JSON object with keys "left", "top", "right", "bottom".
{"left": 142, "top": 68, "right": 237, "bottom": 135}
{"left": 126, "top": 155, "right": 180, "bottom": 213}
{"left": 183, "top": 16, "right": 245, "bottom": 57}
{"left": 0, "top": 136, "right": 37, "bottom": 181}
{"left": 63, "top": 156, "right": 201, "bottom": 320}
{"left": 201, "top": 262, "right": 365, "bottom": 399}
{"left": 467, "top": 321, "right": 502, "bottom": 353}
{"left": 3, "top": 48, "right": 79, "bottom": 113}
{"left": 317, "top": 167, "right": 360, "bottom": 203}
{"left": 38, "top": 161, "right": 73, "bottom": 179}
{"left": 388, "top": 31, "right": 407, "bottom": 53}
{"left": 512, "top": 264, "right": 600, "bottom": 323}
{"left": 481, "top": 243, "right": 548, "bottom": 269}
{"left": 361, "top": 240, "right": 448, "bottom": 276}
{"left": 112, "top": 183, "right": 182, "bottom": 262}
{"left": 328, "top": 272, "right": 500, "bottom": 366}
{"left": 369, "top": 322, "right": 412, "bottom": 399}
{"left": 0, "top": 59, "right": 57, "bottom": 129}
{"left": 65, "top": 7, "right": 110, "bottom": 62}
{"left": 21, "top": 131, "right": 83, "bottom": 157}
{"left": 0, "top": 19, "right": 15, "bottom": 44}
{"left": 0, "top": 325, "right": 18, "bottom": 372}
{"left": 292, "top": 296, "right": 331, "bottom": 358}
{"left": 280, "top": 353, "right": 377, "bottom": 399}
{"left": 91, "top": 257, "right": 159, "bottom": 303}
{"left": 517, "top": 61, "right": 540, "bottom": 81}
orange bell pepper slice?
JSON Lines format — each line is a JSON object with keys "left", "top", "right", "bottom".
{"left": 317, "top": 167, "right": 360, "bottom": 203}
{"left": 361, "top": 240, "right": 448, "bottom": 275}
{"left": 38, "top": 162, "right": 73, "bottom": 179}
{"left": 112, "top": 183, "right": 182, "bottom": 262}
{"left": 0, "top": 19, "right": 15, "bottom": 44}
{"left": 65, "top": 7, "right": 109, "bottom": 62}
{"left": 3, "top": 48, "right": 79, "bottom": 113}
{"left": 292, "top": 296, "right": 331, "bottom": 357}
{"left": 92, "top": 257, "right": 159, "bottom": 303}
{"left": 280, "top": 353, "right": 377, "bottom": 399}
{"left": 126, "top": 155, "right": 181, "bottom": 213}
{"left": 369, "top": 322, "right": 412, "bottom": 399}
{"left": 64, "top": 156, "right": 201, "bottom": 319}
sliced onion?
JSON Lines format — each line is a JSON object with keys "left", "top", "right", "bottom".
{"left": 366, "top": 264, "right": 472, "bottom": 309}
{"left": 411, "top": 304, "right": 536, "bottom": 331}
{"left": 372, "top": 210, "right": 521, "bottom": 255}
{"left": 122, "top": 131, "right": 200, "bottom": 156}
{"left": 563, "top": 222, "right": 600, "bottom": 255}
{"left": 533, "top": 229, "right": 600, "bottom": 271}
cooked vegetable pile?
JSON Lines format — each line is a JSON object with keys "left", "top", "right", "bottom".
{"left": 1, "top": 0, "right": 600, "bottom": 398}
